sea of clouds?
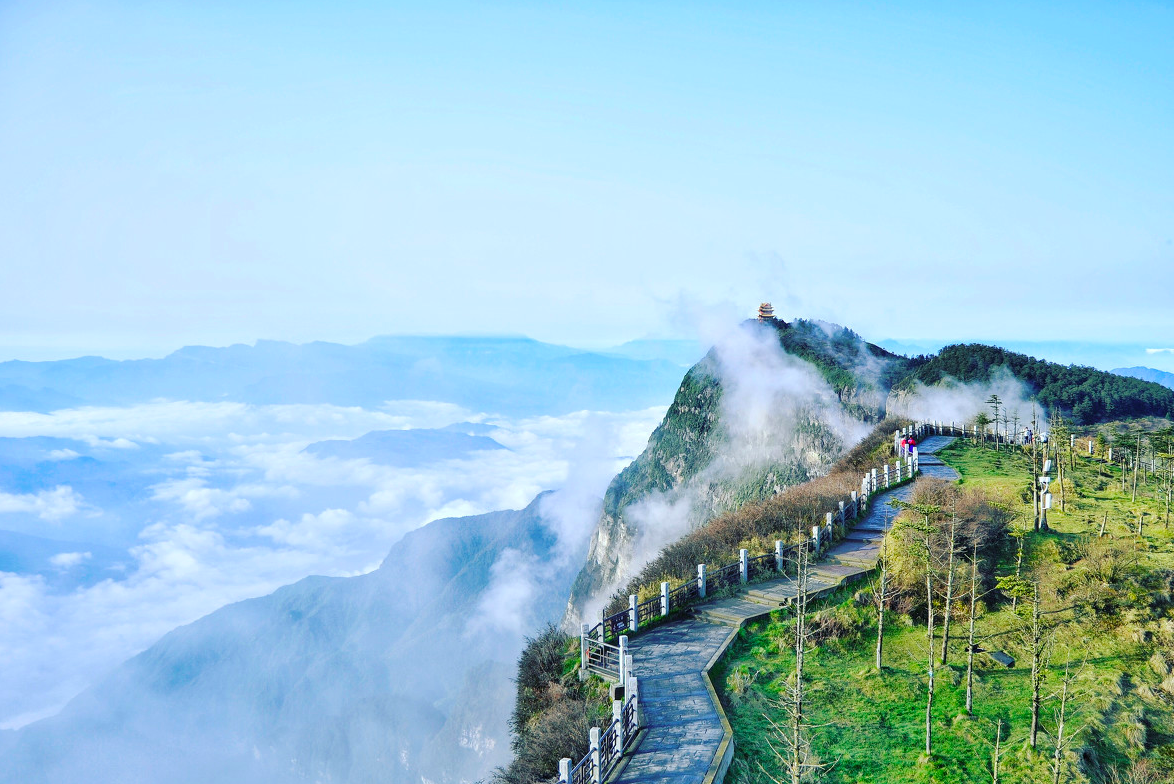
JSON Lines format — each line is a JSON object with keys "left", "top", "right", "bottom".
{"left": 0, "top": 399, "right": 664, "bottom": 729}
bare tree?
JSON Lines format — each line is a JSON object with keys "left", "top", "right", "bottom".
{"left": 1008, "top": 518, "right": 1027, "bottom": 612}
{"left": 998, "top": 576, "right": 1050, "bottom": 749}
{"left": 975, "top": 413, "right": 992, "bottom": 450}
{"left": 891, "top": 497, "right": 941, "bottom": 757}
{"left": 761, "top": 540, "right": 827, "bottom": 784}
{"left": 987, "top": 395, "right": 1002, "bottom": 451}
{"left": 940, "top": 503, "right": 959, "bottom": 666}
{"left": 1050, "top": 653, "right": 1086, "bottom": 784}
{"left": 991, "top": 719, "right": 1006, "bottom": 784}
{"left": 871, "top": 529, "right": 893, "bottom": 671}
{"left": 1030, "top": 406, "right": 1042, "bottom": 531}
{"left": 965, "top": 542, "right": 981, "bottom": 716}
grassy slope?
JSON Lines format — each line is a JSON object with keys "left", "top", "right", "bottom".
{"left": 715, "top": 436, "right": 1174, "bottom": 784}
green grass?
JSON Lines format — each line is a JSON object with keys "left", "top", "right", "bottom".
{"left": 715, "top": 436, "right": 1174, "bottom": 784}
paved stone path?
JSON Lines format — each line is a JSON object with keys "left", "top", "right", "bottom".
{"left": 611, "top": 437, "right": 958, "bottom": 784}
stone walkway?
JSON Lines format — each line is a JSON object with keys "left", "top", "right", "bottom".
{"left": 610, "top": 436, "right": 958, "bottom": 784}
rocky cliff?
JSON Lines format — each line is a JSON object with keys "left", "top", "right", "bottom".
{"left": 563, "top": 317, "right": 907, "bottom": 625}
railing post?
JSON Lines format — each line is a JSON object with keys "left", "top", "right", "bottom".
{"left": 838, "top": 501, "right": 846, "bottom": 531}
{"left": 739, "top": 548, "right": 748, "bottom": 583}
{"left": 589, "top": 727, "right": 602, "bottom": 784}
{"left": 871, "top": 468, "right": 878, "bottom": 492}
{"left": 913, "top": 447, "right": 920, "bottom": 472}
{"left": 775, "top": 540, "right": 784, "bottom": 572}
{"left": 825, "top": 512, "right": 833, "bottom": 545}
{"left": 628, "top": 594, "right": 638, "bottom": 633}
{"left": 851, "top": 490, "right": 858, "bottom": 513}
{"left": 630, "top": 675, "right": 642, "bottom": 728}
{"left": 811, "top": 524, "right": 820, "bottom": 552}
{"left": 613, "top": 699, "right": 625, "bottom": 749}
{"left": 559, "top": 758, "right": 571, "bottom": 784}
{"left": 598, "top": 608, "right": 606, "bottom": 642}
{"left": 883, "top": 463, "right": 890, "bottom": 488}
{"left": 698, "top": 563, "right": 707, "bottom": 598}
{"left": 660, "top": 581, "right": 669, "bottom": 617}
{"left": 618, "top": 635, "right": 628, "bottom": 686}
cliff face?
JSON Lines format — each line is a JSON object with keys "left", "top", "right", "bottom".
{"left": 564, "top": 318, "right": 906, "bottom": 626}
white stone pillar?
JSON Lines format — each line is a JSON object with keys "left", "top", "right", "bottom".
{"left": 660, "top": 581, "right": 670, "bottom": 617}
{"left": 697, "top": 563, "right": 707, "bottom": 598}
{"left": 838, "top": 501, "right": 846, "bottom": 528}
{"left": 628, "top": 594, "right": 639, "bottom": 633}
{"left": 1088, "top": 440, "right": 1094, "bottom": 455}
{"left": 811, "top": 525, "right": 821, "bottom": 552}
{"left": 613, "top": 699, "right": 625, "bottom": 749}
{"left": 913, "top": 447, "right": 920, "bottom": 472}
{"left": 883, "top": 464, "right": 890, "bottom": 488}
{"left": 559, "top": 758, "right": 571, "bottom": 784}
{"left": 589, "top": 727, "right": 602, "bottom": 784}
{"left": 739, "top": 548, "right": 749, "bottom": 583}
{"left": 630, "top": 675, "right": 642, "bottom": 728}
{"left": 618, "top": 635, "right": 628, "bottom": 685}
{"left": 775, "top": 540, "right": 785, "bottom": 572}
{"left": 871, "top": 468, "right": 878, "bottom": 491}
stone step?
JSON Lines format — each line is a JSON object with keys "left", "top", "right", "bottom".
{"left": 693, "top": 606, "right": 750, "bottom": 626}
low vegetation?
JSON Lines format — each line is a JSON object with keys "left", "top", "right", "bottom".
{"left": 492, "top": 625, "right": 611, "bottom": 784}
{"left": 716, "top": 433, "right": 1174, "bottom": 784}
{"left": 603, "top": 417, "right": 913, "bottom": 615}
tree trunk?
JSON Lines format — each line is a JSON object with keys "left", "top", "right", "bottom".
{"left": 875, "top": 557, "right": 886, "bottom": 670}
{"left": 1029, "top": 583, "right": 1042, "bottom": 750}
{"left": 1133, "top": 433, "right": 1141, "bottom": 502}
{"left": 940, "top": 513, "right": 957, "bottom": 665}
{"left": 965, "top": 547, "right": 978, "bottom": 716}
{"left": 1166, "top": 464, "right": 1171, "bottom": 530}
{"left": 1058, "top": 459, "right": 1066, "bottom": 512}
{"left": 1052, "top": 660, "right": 1071, "bottom": 784}
{"left": 992, "top": 719, "right": 1002, "bottom": 784}
{"left": 925, "top": 542, "right": 935, "bottom": 757}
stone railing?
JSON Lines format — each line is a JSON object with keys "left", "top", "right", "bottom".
{"left": 563, "top": 422, "right": 948, "bottom": 783}
{"left": 558, "top": 661, "right": 642, "bottom": 784}
{"left": 579, "top": 422, "right": 935, "bottom": 680}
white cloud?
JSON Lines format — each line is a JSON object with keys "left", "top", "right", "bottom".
{"left": 1146, "top": 348, "right": 1174, "bottom": 354}
{"left": 150, "top": 478, "right": 252, "bottom": 520}
{"left": 0, "top": 486, "right": 84, "bottom": 522}
{"left": 47, "top": 449, "right": 80, "bottom": 461}
{"left": 48, "top": 552, "right": 91, "bottom": 569}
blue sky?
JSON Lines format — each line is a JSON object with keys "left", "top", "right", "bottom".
{"left": 2, "top": 1, "right": 1171, "bottom": 359}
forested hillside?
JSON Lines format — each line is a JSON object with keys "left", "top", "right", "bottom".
{"left": 899, "top": 344, "right": 1174, "bottom": 423}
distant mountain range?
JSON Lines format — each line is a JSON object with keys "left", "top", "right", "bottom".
{"left": 304, "top": 426, "right": 506, "bottom": 466}
{"left": 0, "top": 336, "right": 694, "bottom": 417}
{"left": 1114, "top": 366, "right": 1174, "bottom": 390}
{"left": 8, "top": 327, "right": 1174, "bottom": 784}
